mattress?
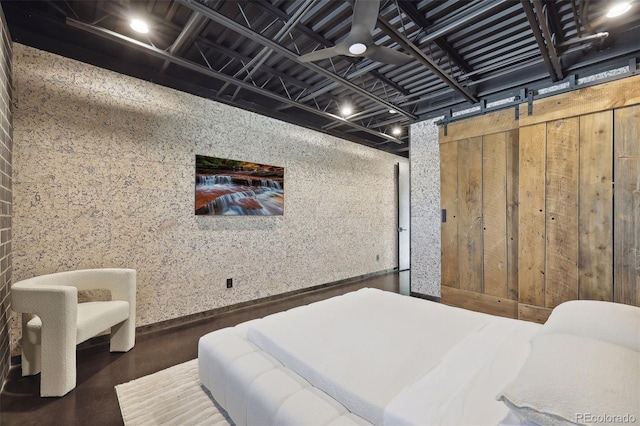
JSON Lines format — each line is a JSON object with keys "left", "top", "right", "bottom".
{"left": 199, "top": 288, "right": 541, "bottom": 425}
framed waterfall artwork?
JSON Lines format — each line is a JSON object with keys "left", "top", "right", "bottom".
{"left": 195, "top": 155, "right": 284, "bottom": 216}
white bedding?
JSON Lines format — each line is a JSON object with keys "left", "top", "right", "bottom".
{"left": 384, "top": 316, "right": 539, "bottom": 425}
{"left": 199, "top": 288, "right": 541, "bottom": 425}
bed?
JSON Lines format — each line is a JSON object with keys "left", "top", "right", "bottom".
{"left": 198, "top": 288, "right": 640, "bottom": 426}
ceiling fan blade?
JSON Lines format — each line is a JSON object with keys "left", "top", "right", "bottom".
{"left": 298, "top": 46, "right": 341, "bottom": 62}
{"left": 351, "top": 0, "right": 381, "bottom": 39}
{"left": 365, "top": 45, "right": 412, "bottom": 65}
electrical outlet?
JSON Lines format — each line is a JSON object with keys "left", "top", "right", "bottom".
{"left": 226, "top": 278, "right": 233, "bottom": 288}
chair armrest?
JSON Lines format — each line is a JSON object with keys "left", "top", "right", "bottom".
{"left": 11, "top": 283, "right": 78, "bottom": 320}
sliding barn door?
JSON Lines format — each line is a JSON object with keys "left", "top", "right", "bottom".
{"left": 516, "top": 75, "right": 640, "bottom": 321}
{"left": 438, "top": 74, "right": 640, "bottom": 321}
{"left": 518, "top": 113, "right": 614, "bottom": 320}
{"left": 439, "top": 110, "right": 520, "bottom": 317}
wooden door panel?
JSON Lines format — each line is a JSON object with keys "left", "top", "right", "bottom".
{"left": 545, "top": 118, "right": 579, "bottom": 308}
{"left": 483, "top": 132, "right": 508, "bottom": 297}
{"left": 440, "top": 141, "right": 459, "bottom": 288}
{"left": 518, "top": 123, "right": 547, "bottom": 307}
{"left": 457, "top": 137, "right": 484, "bottom": 293}
{"left": 579, "top": 111, "right": 613, "bottom": 301}
{"left": 506, "top": 129, "right": 519, "bottom": 300}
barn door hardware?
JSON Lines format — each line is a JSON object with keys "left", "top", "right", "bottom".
{"left": 527, "top": 90, "right": 535, "bottom": 115}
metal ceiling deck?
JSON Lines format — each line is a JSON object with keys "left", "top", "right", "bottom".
{"left": 3, "top": 0, "right": 640, "bottom": 157}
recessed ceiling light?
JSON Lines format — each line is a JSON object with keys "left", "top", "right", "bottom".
{"left": 130, "top": 18, "right": 149, "bottom": 34}
{"left": 341, "top": 104, "right": 353, "bottom": 116}
{"left": 606, "top": 1, "right": 632, "bottom": 17}
{"left": 391, "top": 126, "right": 402, "bottom": 136}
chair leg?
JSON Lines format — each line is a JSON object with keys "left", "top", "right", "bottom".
{"left": 21, "top": 339, "right": 42, "bottom": 376}
{"left": 40, "top": 326, "right": 77, "bottom": 397}
{"left": 109, "top": 318, "right": 135, "bottom": 352}
{"left": 21, "top": 315, "right": 42, "bottom": 376}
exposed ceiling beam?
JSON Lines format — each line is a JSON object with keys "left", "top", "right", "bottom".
{"left": 278, "top": 59, "right": 408, "bottom": 112}
{"left": 221, "top": 0, "right": 315, "bottom": 96}
{"left": 396, "top": 0, "right": 474, "bottom": 75}
{"left": 296, "top": 61, "right": 383, "bottom": 103}
{"left": 65, "top": 17, "right": 404, "bottom": 144}
{"left": 416, "top": 0, "right": 511, "bottom": 45}
{"left": 244, "top": 0, "right": 315, "bottom": 79}
{"left": 324, "top": 107, "right": 407, "bottom": 131}
{"left": 520, "top": 0, "right": 561, "bottom": 81}
{"left": 376, "top": 16, "right": 477, "bottom": 104}
{"left": 253, "top": 0, "right": 332, "bottom": 47}
{"left": 164, "top": 1, "right": 180, "bottom": 21}
{"left": 160, "top": 11, "right": 209, "bottom": 73}
{"left": 532, "top": 0, "right": 563, "bottom": 80}
{"left": 175, "top": 0, "right": 417, "bottom": 121}
{"left": 192, "top": 38, "right": 313, "bottom": 91}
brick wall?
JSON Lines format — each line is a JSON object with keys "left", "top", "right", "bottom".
{"left": 0, "top": 5, "right": 12, "bottom": 388}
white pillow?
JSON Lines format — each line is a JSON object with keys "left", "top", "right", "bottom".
{"left": 538, "top": 300, "right": 640, "bottom": 351}
{"left": 497, "top": 334, "right": 640, "bottom": 426}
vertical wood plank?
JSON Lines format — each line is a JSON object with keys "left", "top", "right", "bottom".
{"left": 518, "top": 124, "right": 546, "bottom": 307}
{"left": 440, "top": 141, "right": 459, "bottom": 288}
{"left": 545, "top": 118, "right": 580, "bottom": 308}
{"left": 483, "top": 132, "right": 508, "bottom": 297}
{"left": 506, "top": 129, "right": 519, "bottom": 301}
{"left": 614, "top": 105, "right": 640, "bottom": 306}
{"left": 579, "top": 111, "right": 613, "bottom": 301}
{"left": 458, "top": 137, "right": 484, "bottom": 293}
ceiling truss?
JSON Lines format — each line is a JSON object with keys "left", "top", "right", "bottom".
{"left": 3, "top": 0, "right": 639, "bottom": 157}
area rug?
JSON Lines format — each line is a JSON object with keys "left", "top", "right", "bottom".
{"left": 115, "top": 359, "right": 233, "bottom": 425}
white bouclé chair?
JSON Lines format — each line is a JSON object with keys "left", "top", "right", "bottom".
{"left": 11, "top": 268, "right": 136, "bottom": 397}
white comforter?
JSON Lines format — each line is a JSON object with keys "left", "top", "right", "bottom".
{"left": 246, "top": 288, "right": 540, "bottom": 425}
{"left": 199, "top": 288, "right": 541, "bottom": 425}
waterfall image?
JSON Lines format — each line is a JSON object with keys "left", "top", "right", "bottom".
{"left": 195, "top": 155, "right": 284, "bottom": 216}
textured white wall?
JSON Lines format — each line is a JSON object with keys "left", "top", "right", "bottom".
{"left": 10, "top": 44, "right": 406, "bottom": 351}
{"left": 409, "top": 119, "right": 441, "bottom": 297}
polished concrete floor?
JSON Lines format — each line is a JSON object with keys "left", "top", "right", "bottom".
{"left": 0, "top": 272, "right": 399, "bottom": 426}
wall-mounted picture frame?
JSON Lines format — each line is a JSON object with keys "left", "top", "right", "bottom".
{"left": 195, "top": 155, "right": 284, "bottom": 216}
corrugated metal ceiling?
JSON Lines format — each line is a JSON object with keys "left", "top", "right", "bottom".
{"left": 3, "top": 0, "right": 640, "bottom": 157}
